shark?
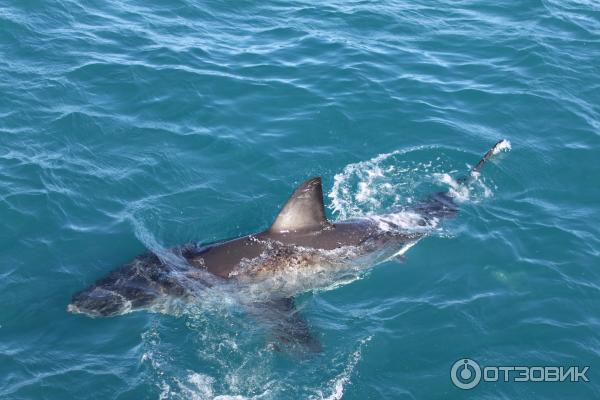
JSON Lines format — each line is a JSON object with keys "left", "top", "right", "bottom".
{"left": 68, "top": 140, "right": 510, "bottom": 350}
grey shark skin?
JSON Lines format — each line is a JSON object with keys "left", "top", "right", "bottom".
{"left": 69, "top": 140, "right": 509, "bottom": 338}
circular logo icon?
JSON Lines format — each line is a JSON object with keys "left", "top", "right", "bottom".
{"left": 451, "top": 358, "right": 481, "bottom": 390}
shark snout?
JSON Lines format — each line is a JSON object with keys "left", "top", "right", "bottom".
{"left": 68, "top": 286, "right": 128, "bottom": 317}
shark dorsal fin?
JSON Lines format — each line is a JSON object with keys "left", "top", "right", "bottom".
{"left": 270, "top": 177, "right": 330, "bottom": 233}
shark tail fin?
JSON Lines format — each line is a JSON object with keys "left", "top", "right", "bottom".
{"left": 413, "top": 139, "right": 511, "bottom": 221}
{"left": 458, "top": 139, "right": 511, "bottom": 185}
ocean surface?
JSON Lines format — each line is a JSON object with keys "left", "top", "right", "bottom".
{"left": 1, "top": 1, "right": 599, "bottom": 399}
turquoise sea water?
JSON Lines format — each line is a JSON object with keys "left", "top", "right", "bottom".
{"left": 1, "top": 0, "right": 599, "bottom": 398}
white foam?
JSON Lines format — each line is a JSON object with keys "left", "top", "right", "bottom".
{"left": 354, "top": 181, "right": 372, "bottom": 203}
{"left": 186, "top": 373, "right": 216, "bottom": 399}
{"left": 492, "top": 139, "right": 511, "bottom": 155}
{"left": 313, "top": 336, "right": 372, "bottom": 400}
{"left": 329, "top": 149, "right": 406, "bottom": 220}
{"left": 158, "top": 382, "right": 170, "bottom": 400}
{"left": 435, "top": 173, "right": 470, "bottom": 202}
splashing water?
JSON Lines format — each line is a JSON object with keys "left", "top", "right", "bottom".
{"left": 311, "top": 336, "right": 373, "bottom": 400}
{"left": 328, "top": 146, "right": 501, "bottom": 221}
{"left": 140, "top": 297, "right": 375, "bottom": 400}
{"left": 492, "top": 139, "right": 512, "bottom": 155}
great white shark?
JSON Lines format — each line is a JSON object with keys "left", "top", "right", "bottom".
{"left": 69, "top": 140, "right": 510, "bottom": 349}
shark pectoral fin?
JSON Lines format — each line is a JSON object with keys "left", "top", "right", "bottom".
{"left": 251, "top": 297, "right": 322, "bottom": 353}
{"left": 269, "top": 177, "right": 330, "bottom": 233}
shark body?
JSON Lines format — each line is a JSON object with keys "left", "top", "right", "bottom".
{"left": 69, "top": 140, "right": 509, "bottom": 349}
